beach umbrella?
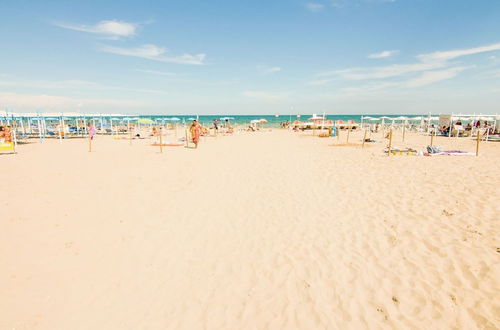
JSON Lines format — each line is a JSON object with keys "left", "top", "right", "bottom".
{"left": 259, "top": 118, "right": 268, "bottom": 123}
{"left": 137, "top": 118, "right": 154, "bottom": 124}
{"left": 169, "top": 117, "right": 181, "bottom": 121}
{"left": 187, "top": 117, "right": 196, "bottom": 121}
{"left": 250, "top": 119, "right": 260, "bottom": 124}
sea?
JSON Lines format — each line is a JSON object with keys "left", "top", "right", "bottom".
{"left": 134, "top": 114, "right": 424, "bottom": 127}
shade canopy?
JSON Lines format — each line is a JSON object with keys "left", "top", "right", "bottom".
{"left": 137, "top": 118, "right": 154, "bottom": 124}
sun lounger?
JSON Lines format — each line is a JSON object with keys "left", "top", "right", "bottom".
{"left": 0, "top": 142, "right": 16, "bottom": 154}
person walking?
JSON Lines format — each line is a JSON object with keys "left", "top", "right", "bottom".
{"left": 190, "top": 120, "right": 201, "bottom": 148}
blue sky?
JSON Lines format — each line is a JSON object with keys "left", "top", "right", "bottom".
{"left": 1, "top": 0, "right": 499, "bottom": 115}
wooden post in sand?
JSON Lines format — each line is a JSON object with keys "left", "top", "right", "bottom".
{"left": 336, "top": 124, "right": 340, "bottom": 142}
{"left": 476, "top": 130, "right": 481, "bottom": 156}
{"left": 346, "top": 125, "right": 351, "bottom": 143}
{"left": 185, "top": 126, "right": 189, "bottom": 148}
{"left": 159, "top": 127, "right": 163, "bottom": 153}
{"left": 402, "top": 124, "right": 406, "bottom": 142}
{"left": 88, "top": 133, "right": 92, "bottom": 152}
{"left": 362, "top": 129, "right": 367, "bottom": 148}
{"left": 387, "top": 129, "right": 393, "bottom": 156}
{"left": 12, "top": 121, "right": 18, "bottom": 153}
{"left": 58, "top": 117, "right": 63, "bottom": 143}
{"left": 430, "top": 130, "right": 435, "bottom": 147}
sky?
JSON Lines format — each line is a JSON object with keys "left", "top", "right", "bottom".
{"left": 0, "top": 0, "right": 499, "bottom": 115}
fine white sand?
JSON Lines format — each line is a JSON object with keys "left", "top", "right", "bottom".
{"left": 1, "top": 129, "right": 499, "bottom": 329}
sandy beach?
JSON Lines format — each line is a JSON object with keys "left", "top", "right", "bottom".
{"left": 1, "top": 129, "right": 499, "bottom": 329}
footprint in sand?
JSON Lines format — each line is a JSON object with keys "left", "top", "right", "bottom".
{"left": 442, "top": 209, "right": 454, "bottom": 217}
{"left": 376, "top": 307, "right": 389, "bottom": 321}
{"left": 387, "top": 235, "right": 398, "bottom": 246}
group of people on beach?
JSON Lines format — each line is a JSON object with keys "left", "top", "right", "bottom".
{"left": 439, "top": 120, "right": 496, "bottom": 136}
{"left": 0, "top": 125, "right": 13, "bottom": 143}
{"left": 187, "top": 119, "right": 235, "bottom": 148}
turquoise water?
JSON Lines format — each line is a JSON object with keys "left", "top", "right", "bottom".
{"left": 137, "top": 114, "right": 424, "bottom": 127}
{"left": 2, "top": 114, "right": 425, "bottom": 128}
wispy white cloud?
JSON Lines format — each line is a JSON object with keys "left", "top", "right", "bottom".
{"left": 136, "top": 69, "right": 177, "bottom": 76}
{"left": 100, "top": 44, "right": 206, "bottom": 65}
{"left": 404, "top": 66, "right": 471, "bottom": 87}
{"left": 54, "top": 20, "right": 137, "bottom": 39}
{"left": 318, "top": 62, "right": 445, "bottom": 80}
{"left": 257, "top": 66, "right": 282, "bottom": 74}
{"left": 305, "top": 3, "right": 325, "bottom": 12}
{"left": 315, "top": 42, "right": 500, "bottom": 85}
{"left": 368, "top": 50, "right": 399, "bottom": 59}
{"left": 418, "top": 42, "right": 500, "bottom": 62}
{"left": 243, "top": 91, "right": 288, "bottom": 101}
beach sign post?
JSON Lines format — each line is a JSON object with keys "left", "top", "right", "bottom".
{"left": 430, "top": 129, "right": 435, "bottom": 146}
{"left": 476, "top": 130, "right": 481, "bottom": 156}
{"left": 12, "top": 120, "right": 18, "bottom": 153}
{"left": 388, "top": 129, "right": 393, "bottom": 156}
{"left": 346, "top": 125, "right": 351, "bottom": 143}
{"left": 58, "top": 117, "right": 63, "bottom": 143}
{"left": 159, "top": 126, "right": 163, "bottom": 153}
{"left": 88, "top": 122, "right": 92, "bottom": 152}
{"left": 362, "top": 129, "right": 367, "bottom": 148}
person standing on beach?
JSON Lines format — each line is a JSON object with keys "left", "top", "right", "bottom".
{"left": 89, "top": 123, "right": 96, "bottom": 140}
{"left": 190, "top": 120, "right": 201, "bottom": 148}
{"left": 3, "top": 126, "right": 13, "bottom": 143}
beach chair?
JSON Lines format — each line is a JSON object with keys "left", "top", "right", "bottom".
{"left": 0, "top": 142, "right": 16, "bottom": 154}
